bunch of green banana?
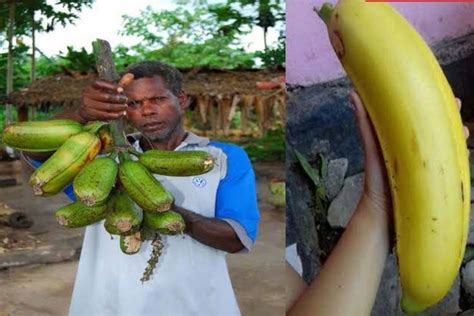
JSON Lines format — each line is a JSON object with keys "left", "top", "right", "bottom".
{"left": 104, "top": 191, "right": 143, "bottom": 236}
{"left": 118, "top": 159, "right": 174, "bottom": 212}
{"left": 2, "top": 119, "right": 83, "bottom": 152}
{"left": 3, "top": 116, "right": 213, "bottom": 283}
{"left": 30, "top": 131, "right": 101, "bottom": 196}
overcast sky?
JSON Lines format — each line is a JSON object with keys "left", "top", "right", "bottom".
{"left": 27, "top": 0, "right": 280, "bottom": 57}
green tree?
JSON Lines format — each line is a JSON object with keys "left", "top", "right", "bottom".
{"left": 120, "top": 4, "right": 256, "bottom": 69}
{"left": 0, "top": 0, "right": 94, "bottom": 93}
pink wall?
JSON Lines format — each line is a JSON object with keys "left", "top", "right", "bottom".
{"left": 287, "top": 1, "right": 474, "bottom": 86}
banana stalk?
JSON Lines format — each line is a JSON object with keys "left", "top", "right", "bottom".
{"left": 319, "top": 1, "right": 470, "bottom": 312}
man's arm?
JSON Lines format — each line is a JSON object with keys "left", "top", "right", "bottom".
{"left": 174, "top": 206, "right": 244, "bottom": 253}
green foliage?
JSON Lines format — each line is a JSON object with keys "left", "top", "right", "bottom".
{"left": 294, "top": 150, "right": 328, "bottom": 215}
{"left": 237, "top": 128, "right": 285, "bottom": 162}
{"left": 0, "top": 43, "right": 30, "bottom": 92}
{"left": 256, "top": 39, "right": 285, "bottom": 68}
{"left": 0, "top": 0, "right": 94, "bottom": 40}
{"left": 120, "top": 4, "right": 256, "bottom": 69}
{"left": 120, "top": 0, "right": 285, "bottom": 69}
{"left": 59, "top": 46, "right": 96, "bottom": 73}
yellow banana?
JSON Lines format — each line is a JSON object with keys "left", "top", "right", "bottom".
{"left": 319, "top": 1, "right": 470, "bottom": 313}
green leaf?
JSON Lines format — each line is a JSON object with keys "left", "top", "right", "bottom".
{"left": 294, "top": 149, "right": 321, "bottom": 186}
{"left": 320, "top": 153, "right": 328, "bottom": 178}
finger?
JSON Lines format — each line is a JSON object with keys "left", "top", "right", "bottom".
{"left": 84, "top": 99, "right": 128, "bottom": 113}
{"left": 118, "top": 73, "right": 134, "bottom": 92}
{"left": 91, "top": 80, "right": 121, "bottom": 92}
{"left": 456, "top": 98, "right": 462, "bottom": 111}
{"left": 84, "top": 91, "right": 128, "bottom": 104}
{"left": 84, "top": 107, "right": 124, "bottom": 120}
{"left": 350, "top": 91, "right": 379, "bottom": 157}
{"left": 464, "top": 126, "right": 470, "bottom": 139}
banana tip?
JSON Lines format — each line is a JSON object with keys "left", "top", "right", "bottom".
{"left": 401, "top": 293, "right": 427, "bottom": 314}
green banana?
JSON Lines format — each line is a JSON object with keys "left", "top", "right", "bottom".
{"left": 30, "top": 131, "right": 101, "bottom": 196}
{"left": 104, "top": 192, "right": 143, "bottom": 235}
{"left": 73, "top": 156, "right": 118, "bottom": 206}
{"left": 120, "top": 231, "right": 142, "bottom": 255}
{"left": 55, "top": 201, "right": 108, "bottom": 228}
{"left": 139, "top": 150, "right": 214, "bottom": 176}
{"left": 119, "top": 160, "right": 174, "bottom": 212}
{"left": 2, "top": 119, "right": 83, "bottom": 152}
{"left": 143, "top": 210, "right": 185, "bottom": 235}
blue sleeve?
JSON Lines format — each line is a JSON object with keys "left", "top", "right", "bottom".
{"left": 210, "top": 142, "right": 260, "bottom": 243}
{"left": 29, "top": 159, "right": 77, "bottom": 202}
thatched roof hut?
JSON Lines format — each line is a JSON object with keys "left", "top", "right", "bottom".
{"left": 8, "top": 68, "right": 285, "bottom": 137}
{"left": 9, "top": 68, "right": 284, "bottom": 110}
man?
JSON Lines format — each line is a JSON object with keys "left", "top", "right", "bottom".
{"left": 38, "top": 61, "right": 260, "bottom": 315}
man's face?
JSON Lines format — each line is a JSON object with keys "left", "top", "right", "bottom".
{"left": 124, "top": 76, "right": 186, "bottom": 141}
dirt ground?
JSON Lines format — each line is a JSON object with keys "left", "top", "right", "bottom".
{"left": 0, "top": 161, "right": 285, "bottom": 316}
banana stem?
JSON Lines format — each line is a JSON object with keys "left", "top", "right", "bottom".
{"left": 128, "top": 148, "right": 143, "bottom": 158}
{"left": 119, "top": 150, "right": 131, "bottom": 162}
{"left": 316, "top": 3, "right": 334, "bottom": 26}
{"left": 108, "top": 150, "right": 119, "bottom": 160}
{"left": 92, "top": 39, "right": 130, "bottom": 152}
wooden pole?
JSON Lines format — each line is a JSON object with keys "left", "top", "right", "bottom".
{"left": 30, "top": 11, "right": 36, "bottom": 83}
{"left": 5, "top": 0, "right": 15, "bottom": 125}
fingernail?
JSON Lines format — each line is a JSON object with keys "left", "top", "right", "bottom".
{"left": 117, "top": 87, "right": 124, "bottom": 93}
{"left": 122, "top": 111, "right": 127, "bottom": 116}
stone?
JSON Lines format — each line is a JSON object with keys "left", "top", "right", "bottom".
{"left": 327, "top": 173, "right": 364, "bottom": 228}
{"left": 371, "top": 253, "right": 401, "bottom": 316}
{"left": 468, "top": 204, "right": 474, "bottom": 245}
{"left": 462, "top": 260, "right": 474, "bottom": 307}
{"left": 324, "top": 158, "right": 348, "bottom": 201}
{"left": 286, "top": 78, "right": 364, "bottom": 176}
{"left": 285, "top": 243, "right": 303, "bottom": 277}
{"left": 285, "top": 160, "right": 321, "bottom": 283}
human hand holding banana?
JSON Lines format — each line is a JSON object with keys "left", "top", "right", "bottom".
{"left": 79, "top": 73, "right": 134, "bottom": 122}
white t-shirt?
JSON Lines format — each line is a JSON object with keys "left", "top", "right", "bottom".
{"left": 67, "top": 132, "right": 259, "bottom": 316}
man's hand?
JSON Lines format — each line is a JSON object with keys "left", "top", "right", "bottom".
{"left": 173, "top": 205, "right": 244, "bottom": 253}
{"left": 78, "top": 74, "right": 134, "bottom": 123}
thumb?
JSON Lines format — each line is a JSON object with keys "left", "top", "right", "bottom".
{"left": 117, "top": 73, "right": 134, "bottom": 93}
